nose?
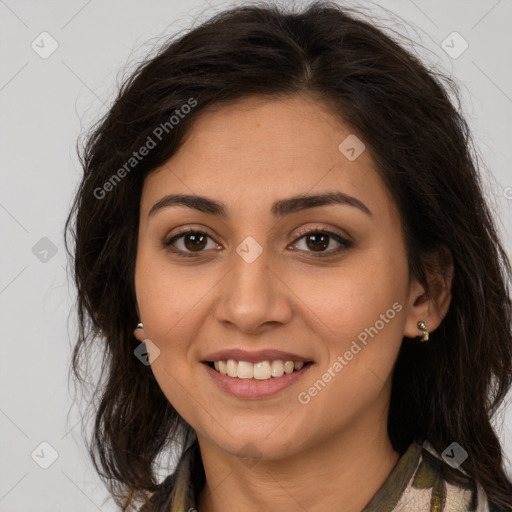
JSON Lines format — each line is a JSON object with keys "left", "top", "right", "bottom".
{"left": 213, "top": 245, "right": 294, "bottom": 335}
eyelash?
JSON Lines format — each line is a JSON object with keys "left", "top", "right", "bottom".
{"left": 162, "top": 227, "right": 353, "bottom": 259}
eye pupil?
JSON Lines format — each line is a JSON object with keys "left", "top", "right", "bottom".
{"left": 184, "top": 233, "right": 207, "bottom": 251}
{"left": 306, "top": 233, "right": 329, "bottom": 251}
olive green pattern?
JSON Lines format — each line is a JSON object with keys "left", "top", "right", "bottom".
{"left": 140, "top": 441, "right": 484, "bottom": 511}
{"left": 362, "top": 442, "right": 478, "bottom": 512}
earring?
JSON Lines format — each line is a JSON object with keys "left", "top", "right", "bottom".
{"left": 417, "top": 321, "right": 429, "bottom": 342}
{"left": 136, "top": 322, "right": 144, "bottom": 329}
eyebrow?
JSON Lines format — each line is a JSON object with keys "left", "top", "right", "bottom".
{"left": 148, "top": 191, "right": 372, "bottom": 219}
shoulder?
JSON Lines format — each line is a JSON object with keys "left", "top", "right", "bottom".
{"left": 418, "top": 440, "right": 490, "bottom": 512}
{"left": 363, "top": 439, "right": 490, "bottom": 511}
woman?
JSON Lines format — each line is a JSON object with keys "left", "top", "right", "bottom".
{"left": 65, "top": 2, "right": 512, "bottom": 511}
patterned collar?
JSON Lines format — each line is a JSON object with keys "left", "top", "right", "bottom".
{"left": 140, "top": 440, "right": 490, "bottom": 511}
{"left": 361, "top": 441, "right": 489, "bottom": 512}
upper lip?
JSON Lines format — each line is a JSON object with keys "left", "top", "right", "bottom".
{"left": 202, "top": 349, "right": 313, "bottom": 364}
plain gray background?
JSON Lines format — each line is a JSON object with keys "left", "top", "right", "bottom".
{"left": 1, "top": 0, "right": 511, "bottom": 510}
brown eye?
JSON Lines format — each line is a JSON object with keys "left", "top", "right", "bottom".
{"left": 182, "top": 232, "right": 208, "bottom": 251}
{"left": 304, "top": 233, "right": 330, "bottom": 252}
{"left": 292, "top": 229, "right": 353, "bottom": 257}
{"left": 163, "top": 229, "right": 217, "bottom": 257}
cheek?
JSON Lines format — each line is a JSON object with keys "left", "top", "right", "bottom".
{"left": 134, "top": 244, "right": 212, "bottom": 336}
{"left": 296, "top": 246, "right": 408, "bottom": 345}
{"left": 292, "top": 246, "right": 408, "bottom": 408}
{"left": 134, "top": 247, "right": 216, "bottom": 416}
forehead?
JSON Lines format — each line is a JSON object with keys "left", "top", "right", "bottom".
{"left": 140, "top": 94, "right": 397, "bottom": 225}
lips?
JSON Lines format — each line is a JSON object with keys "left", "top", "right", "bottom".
{"left": 203, "top": 360, "right": 313, "bottom": 399}
{"left": 202, "top": 349, "right": 312, "bottom": 364}
{"left": 201, "top": 348, "right": 314, "bottom": 399}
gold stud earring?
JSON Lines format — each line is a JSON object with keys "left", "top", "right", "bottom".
{"left": 417, "top": 321, "right": 429, "bottom": 342}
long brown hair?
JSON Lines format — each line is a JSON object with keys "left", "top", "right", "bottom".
{"left": 64, "top": 1, "right": 512, "bottom": 510}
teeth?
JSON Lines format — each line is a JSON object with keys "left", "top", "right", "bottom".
{"left": 271, "top": 360, "right": 284, "bottom": 377}
{"left": 253, "top": 361, "right": 271, "bottom": 380}
{"left": 212, "top": 359, "right": 307, "bottom": 380}
{"left": 284, "top": 361, "right": 294, "bottom": 374}
{"left": 226, "top": 359, "right": 238, "bottom": 378}
{"left": 237, "top": 361, "right": 253, "bottom": 379}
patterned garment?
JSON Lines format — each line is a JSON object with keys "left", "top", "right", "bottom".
{"left": 139, "top": 440, "right": 490, "bottom": 511}
{"left": 361, "top": 441, "right": 489, "bottom": 511}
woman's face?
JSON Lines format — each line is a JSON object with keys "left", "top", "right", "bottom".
{"left": 134, "top": 94, "right": 423, "bottom": 461}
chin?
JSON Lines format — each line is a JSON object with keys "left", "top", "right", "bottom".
{"left": 206, "top": 426, "right": 301, "bottom": 463}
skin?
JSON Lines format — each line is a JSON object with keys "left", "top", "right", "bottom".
{"left": 133, "top": 93, "right": 452, "bottom": 512}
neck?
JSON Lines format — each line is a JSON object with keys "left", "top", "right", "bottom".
{"left": 196, "top": 408, "right": 400, "bottom": 512}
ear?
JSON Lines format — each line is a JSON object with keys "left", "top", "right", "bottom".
{"left": 403, "top": 246, "right": 454, "bottom": 339}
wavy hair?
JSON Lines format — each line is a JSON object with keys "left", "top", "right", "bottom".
{"left": 64, "top": 1, "right": 512, "bottom": 510}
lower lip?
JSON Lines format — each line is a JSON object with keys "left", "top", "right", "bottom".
{"left": 203, "top": 363, "right": 313, "bottom": 399}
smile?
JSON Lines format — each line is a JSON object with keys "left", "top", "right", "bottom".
{"left": 203, "top": 359, "right": 313, "bottom": 399}
{"left": 207, "top": 359, "right": 310, "bottom": 380}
